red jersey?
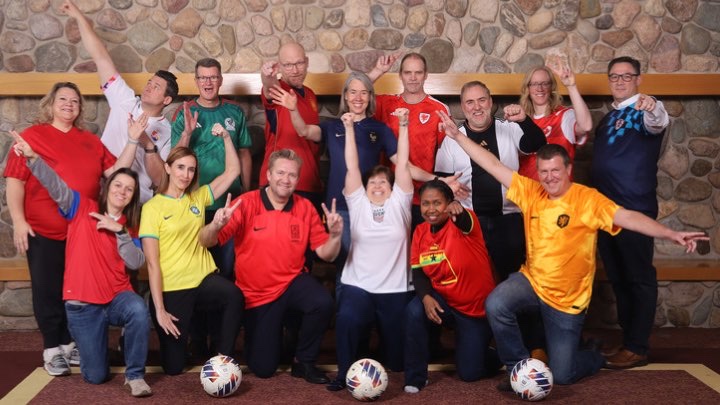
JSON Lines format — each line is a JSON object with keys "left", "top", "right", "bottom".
{"left": 260, "top": 81, "right": 322, "bottom": 193}
{"left": 410, "top": 210, "right": 495, "bottom": 317}
{"left": 3, "top": 124, "right": 116, "bottom": 240}
{"left": 519, "top": 106, "right": 586, "bottom": 180}
{"left": 375, "top": 94, "right": 449, "bottom": 204}
{"left": 219, "top": 189, "right": 329, "bottom": 309}
{"left": 63, "top": 197, "right": 133, "bottom": 304}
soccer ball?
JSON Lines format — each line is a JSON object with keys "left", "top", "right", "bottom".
{"left": 510, "top": 358, "right": 553, "bottom": 401}
{"left": 200, "top": 355, "right": 242, "bottom": 397}
{"left": 345, "top": 358, "right": 388, "bottom": 401}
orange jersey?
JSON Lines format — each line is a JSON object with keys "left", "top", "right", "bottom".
{"left": 507, "top": 173, "right": 620, "bottom": 314}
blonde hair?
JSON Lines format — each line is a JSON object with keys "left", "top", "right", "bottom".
{"left": 519, "top": 66, "right": 563, "bottom": 118}
{"left": 35, "top": 82, "right": 87, "bottom": 130}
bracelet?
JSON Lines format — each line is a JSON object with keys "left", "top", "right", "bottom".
{"left": 127, "top": 138, "right": 139, "bottom": 145}
{"left": 399, "top": 121, "right": 409, "bottom": 127}
{"left": 144, "top": 145, "right": 158, "bottom": 154}
{"left": 115, "top": 227, "right": 127, "bottom": 235}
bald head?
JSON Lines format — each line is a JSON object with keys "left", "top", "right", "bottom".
{"left": 278, "top": 42, "right": 308, "bottom": 88}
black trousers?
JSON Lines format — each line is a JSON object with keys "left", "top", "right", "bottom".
{"left": 27, "top": 234, "right": 72, "bottom": 349}
{"left": 244, "top": 273, "right": 333, "bottom": 378}
{"left": 150, "top": 273, "right": 244, "bottom": 375}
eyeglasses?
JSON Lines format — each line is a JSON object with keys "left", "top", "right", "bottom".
{"left": 528, "top": 81, "right": 552, "bottom": 89}
{"left": 196, "top": 75, "right": 220, "bottom": 83}
{"left": 280, "top": 61, "right": 307, "bottom": 70}
{"left": 608, "top": 73, "right": 639, "bottom": 82}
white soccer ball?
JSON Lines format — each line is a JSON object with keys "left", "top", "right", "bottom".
{"left": 200, "top": 355, "right": 242, "bottom": 398}
{"left": 510, "top": 358, "right": 553, "bottom": 401}
{"left": 345, "top": 358, "right": 389, "bottom": 402}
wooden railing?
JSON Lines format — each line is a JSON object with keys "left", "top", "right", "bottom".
{"left": 2, "top": 73, "right": 719, "bottom": 97}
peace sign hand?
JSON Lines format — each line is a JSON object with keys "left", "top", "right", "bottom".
{"left": 211, "top": 194, "right": 242, "bottom": 229}
{"left": 321, "top": 198, "right": 343, "bottom": 237}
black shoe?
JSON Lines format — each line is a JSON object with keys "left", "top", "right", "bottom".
{"left": 496, "top": 374, "right": 513, "bottom": 392}
{"left": 291, "top": 362, "right": 329, "bottom": 384}
{"left": 326, "top": 378, "right": 345, "bottom": 391}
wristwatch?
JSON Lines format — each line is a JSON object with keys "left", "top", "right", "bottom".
{"left": 144, "top": 144, "right": 158, "bottom": 154}
{"left": 115, "top": 227, "right": 127, "bottom": 236}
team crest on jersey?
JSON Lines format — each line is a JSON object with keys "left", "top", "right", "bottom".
{"left": 190, "top": 205, "right": 201, "bottom": 216}
{"left": 614, "top": 119, "right": 625, "bottom": 130}
{"left": 419, "top": 113, "right": 431, "bottom": 124}
{"left": 225, "top": 118, "right": 236, "bottom": 132}
{"left": 150, "top": 129, "right": 160, "bottom": 141}
{"left": 290, "top": 224, "right": 300, "bottom": 241}
{"left": 368, "top": 131, "right": 377, "bottom": 143}
{"left": 544, "top": 126, "right": 552, "bottom": 138}
{"left": 556, "top": 214, "right": 570, "bottom": 228}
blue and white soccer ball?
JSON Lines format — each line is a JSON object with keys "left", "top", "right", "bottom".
{"left": 200, "top": 355, "right": 242, "bottom": 397}
{"left": 510, "top": 358, "right": 553, "bottom": 401}
{"left": 345, "top": 358, "right": 389, "bottom": 401}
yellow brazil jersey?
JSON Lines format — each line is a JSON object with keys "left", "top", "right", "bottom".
{"left": 139, "top": 185, "right": 216, "bottom": 291}
{"left": 507, "top": 173, "right": 621, "bottom": 314}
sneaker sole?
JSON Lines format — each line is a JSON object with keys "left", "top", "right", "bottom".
{"left": 44, "top": 365, "right": 71, "bottom": 377}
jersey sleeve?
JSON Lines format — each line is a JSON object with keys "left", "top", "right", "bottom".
{"left": 380, "top": 124, "right": 398, "bottom": 158}
{"left": 581, "top": 189, "right": 622, "bottom": 235}
{"left": 100, "top": 143, "right": 117, "bottom": 171}
{"left": 101, "top": 75, "right": 136, "bottom": 111}
{"left": 139, "top": 201, "right": 161, "bottom": 239}
{"left": 3, "top": 148, "right": 31, "bottom": 180}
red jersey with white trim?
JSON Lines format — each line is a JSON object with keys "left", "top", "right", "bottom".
{"left": 63, "top": 197, "right": 133, "bottom": 304}
{"left": 410, "top": 210, "right": 495, "bottom": 317}
{"left": 260, "top": 81, "right": 322, "bottom": 193}
{"left": 519, "top": 106, "right": 586, "bottom": 180}
{"left": 375, "top": 94, "right": 449, "bottom": 204}
{"left": 219, "top": 189, "right": 329, "bottom": 309}
{"left": 3, "top": 124, "right": 116, "bottom": 240}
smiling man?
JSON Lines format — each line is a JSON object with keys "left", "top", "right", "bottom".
{"left": 435, "top": 81, "right": 545, "bottom": 282}
{"left": 437, "top": 109, "right": 706, "bottom": 387}
{"left": 172, "top": 58, "right": 253, "bottom": 279}
{"left": 591, "top": 56, "right": 670, "bottom": 369}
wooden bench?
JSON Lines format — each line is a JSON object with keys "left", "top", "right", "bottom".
{"left": 1, "top": 258, "right": 718, "bottom": 282}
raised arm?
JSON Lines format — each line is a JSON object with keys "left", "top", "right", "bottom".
{"left": 208, "top": 124, "right": 242, "bottom": 198}
{"left": 437, "top": 110, "right": 513, "bottom": 188}
{"left": 12, "top": 131, "right": 74, "bottom": 213}
{"left": 342, "top": 113, "right": 363, "bottom": 195}
{"left": 267, "top": 85, "right": 321, "bottom": 141}
{"left": 174, "top": 102, "right": 199, "bottom": 148}
{"left": 60, "top": 0, "right": 117, "bottom": 85}
{"left": 260, "top": 60, "right": 281, "bottom": 99}
{"left": 104, "top": 113, "right": 147, "bottom": 177}
{"left": 613, "top": 209, "right": 708, "bottom": 253}
{"left": 367, "top": 53, "right": 400, "bottom": 83}
{"left": 392, "top": 108, "right": 413, "bottom": 193}
{"left": 547, "top": 62, "right": 592, "bottom": 134}
{"left": 314, "top": 199, "right": 343, "bottom": 262}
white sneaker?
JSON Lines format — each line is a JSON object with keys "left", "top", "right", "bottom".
{"left": 62, "top": 344, "right": 81, "bottom": 366}
{"left": 125, "top": 378, "right": 153, "bottom": 397}
{"left": 44, "top": 351, "right": 71, "bottom": 376}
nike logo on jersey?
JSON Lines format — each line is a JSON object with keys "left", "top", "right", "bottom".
{"left": 163, "top": 215, "right": 173, "bottom": 220}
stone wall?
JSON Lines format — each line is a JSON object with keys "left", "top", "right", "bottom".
{"left": 1, "top": 0, "right": 719, "bottom": 330}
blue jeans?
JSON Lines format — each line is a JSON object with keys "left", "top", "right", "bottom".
{"left": 335, "top": 284, "right": 411, "bottom": 382}
{"left": 404, "top": 292, "right": 499, "bottom": 387}
{"left": 65, "top": 291, "right": 150, "bottom": 384}
{"left": 486, "top": 272, "right": 604, "bottom": 385}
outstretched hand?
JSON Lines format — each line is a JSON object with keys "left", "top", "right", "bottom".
{"left": 440, "top": 173, "right": 470, "bottom": 202}
{"left": 89, "top": 212, "right": 124, "bottom": 233}
{"left": 261, "top": 60, "right": 279, "bottom": 80}
{"left": 635, "top": 94, "right": 657, "bottom": 112}
{"left": 547, "top": 60, "right": 575, "bottom": 87}
{"left": 11, "top": 130, "right": 37, "bottom": 159}
{"left": 503, "top": 104, "right": 527, "bottom": 122}
{"left": 59, "top": 0, "right": 82, "bottom": 19}
{"left": 436, "top": 110, "right": 462, "bottom": 139}
{"left": 268, "top": 84, "right": 298, "bottom": 111}
{"left": 375, "top": 52, "right": 401, "bottom": 74}
{"left": 212, "top": 194, "right": 242, "bottom": 228}
{"left": 128, "top": 112, "right": 149, "bottom": 142}
{"left": 670, "top": 232, "right": 709, "bottom": 253}
{"left": 322, "top": 198, "right": 343, "bottom": 237}
{"left": 182, "top": 101, "right": 199, "bottom": 136}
